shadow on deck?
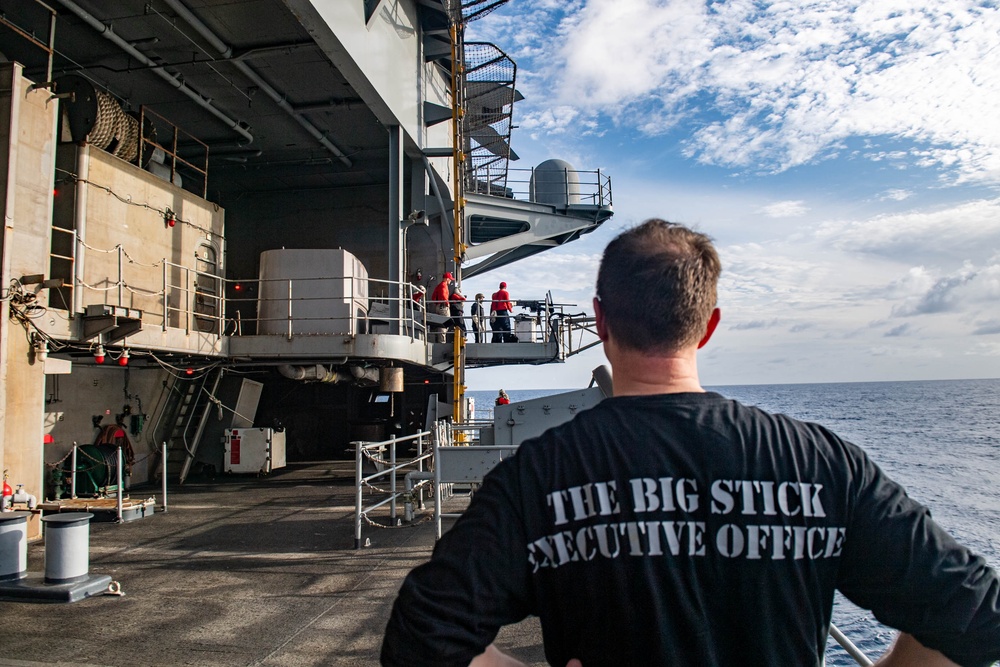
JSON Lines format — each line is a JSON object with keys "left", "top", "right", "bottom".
{"left": 0, "top": 462, "right": 546, "bottom": 667}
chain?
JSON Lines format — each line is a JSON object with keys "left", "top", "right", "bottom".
{"left": 360, "top": 446, "right": 428, "bottom": 468}
{"left": 360, "top": 511, "right": 432, "bottom": 529}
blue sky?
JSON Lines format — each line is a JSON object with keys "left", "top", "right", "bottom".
{"left": 461, "top": 0, "right": 1000, "bottom": 391}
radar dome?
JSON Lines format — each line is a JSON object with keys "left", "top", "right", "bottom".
{"left": 530, "top": 159, "right": 582, "bottom": 208}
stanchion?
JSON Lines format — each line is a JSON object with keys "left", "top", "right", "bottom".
{"left": 116, "top": 446, "right": 124, "bottom": 523}
{"left": 70, "top": 443, "right": 78, "bottom": 498}
{"left": 161, "top": 442, "right": 168, "bottom": 512}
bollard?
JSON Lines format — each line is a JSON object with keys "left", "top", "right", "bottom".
{"left": 0, "top": 512, "right": 30, "bottom": 581}
{"left": 42, "top": 513, "right": 94, "bottom": 584}
{"left": 0, "top": 512, "right": 111, "bottom": 602}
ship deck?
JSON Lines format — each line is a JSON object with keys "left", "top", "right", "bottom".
{"left": 0, "top": 462, "right": 546, "bottom": 667}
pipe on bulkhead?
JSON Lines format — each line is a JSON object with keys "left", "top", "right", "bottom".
{"left": 54, "top": 0, "right": 254, "bottom": 144}
{"left": 72, "top": 143, "right": 89, "bottom": 314}
{"left": 277, "top": 364, "right": 349, "bottom": 384}
{"left": 350, "top": 366, "right": 381, "bottom": 384}
{"left": 161, "top": 0, "right": 351, "bottom": 167}
{"left": 10, "top": 486, "right": 37, "bottom": 510}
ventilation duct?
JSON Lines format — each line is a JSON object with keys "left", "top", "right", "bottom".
{"left": 277, "top": 365, "right": 349, "bottom": 384}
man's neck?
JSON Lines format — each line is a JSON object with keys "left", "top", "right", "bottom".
{"left": 608, "top": 346, "right": 705, "bottom": 396}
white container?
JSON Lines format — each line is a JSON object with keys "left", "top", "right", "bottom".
{"left": 224, "top": 428, "right": 287, "bottom": 474}
{"left": 515, "top": 316, "right": 536, "bottom": 342}
{"left": 257, "top": 249, "right": 368, "bottom": 335}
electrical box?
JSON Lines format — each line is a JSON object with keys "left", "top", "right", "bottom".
{"left": 224, "top": 428, "right": 286, "bottom": 474}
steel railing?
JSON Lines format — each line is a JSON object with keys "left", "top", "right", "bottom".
{"left": 466, "top": 166, "right": 612, "bottom": 210}
{"left": 353, "top": 429, "right": 434, "bottom": 549}
{"left": 62, "top": 237, "right": 606, "bottom": 361}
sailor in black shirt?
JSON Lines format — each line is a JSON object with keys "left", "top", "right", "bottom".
{"left": 382, "top": 220, "right": 1000, "bottom": 667}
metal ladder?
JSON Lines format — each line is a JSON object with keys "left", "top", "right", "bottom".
{"left": 155, "top": 368, "right": 223, "bottom": 484}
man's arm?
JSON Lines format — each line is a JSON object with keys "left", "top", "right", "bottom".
{"left": 381, "top": 461, "right": 532, "bottom": 666}
{"left": 835, "top": 445, "right": 1000, "bottom": 664}
{"left": 469, "top": 646, "right": 581, "bottom": 667}
{"left": 468, "top": 644, "right": 527, "bottom": 667}
{"left": 874, "top": 633, "right": 959, "bottom": 667}
{"left": 470, "top": 632, "right": 958, "bottom": 667}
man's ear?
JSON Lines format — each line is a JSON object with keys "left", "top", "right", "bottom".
{"left": 594, "top": 297, "right": 608, "bottom": 341}
{"left": 698, "top": 308, "right": 721, "bottom": 349}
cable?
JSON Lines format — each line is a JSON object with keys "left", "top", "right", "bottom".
{"left": 55, "top": 169, "right": 222, "bottom": 239}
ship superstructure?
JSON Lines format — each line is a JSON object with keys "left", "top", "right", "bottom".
{"left": 0, "top": 0, "right": 612, "bottom": 506}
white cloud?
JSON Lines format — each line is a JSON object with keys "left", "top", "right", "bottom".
{"left": 491, "top": 0, "right": 1000, "bottom": 184}
{"left": 973, "top": 319, "right": 1000, "bottom": 335}
{"left": 964, "top": 342, "right": 1000, "bottom": 356}
{"left": 867, "top": 344, "right": 944, "bottom": 359}
{"left": 709, "top": 196, "right": 1000, "bottom": 376}
{"left": 519, "top": 106, "right": 581, "bottom": 136}
{"left": 462, "top": 3, "right": 1000, "bottom": 389}
{"left": 462, "top": 250, "right": 602, "bottom": 308}
{"left": 815, "top": 198, "right": 1000, "bottom": 264}
{"left": 884, "top": 323, "right": 915, "bottom": 337}
{"left": 880, "top": 189, "right": 913, "bottom": 201}
{"left": 729, "top": 319, "right": 782, "bottom": 331}
{"left": 759, "top": 200, "right": 809, "bottom": 217}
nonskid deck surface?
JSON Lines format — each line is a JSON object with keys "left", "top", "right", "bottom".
{"left": 0, "top": 462, "right": 545, "bottom": 667}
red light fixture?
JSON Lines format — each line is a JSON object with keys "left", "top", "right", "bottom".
{"left": 94, "top": 344, "right": 106, "bottom": 364}
{"left": 185, "top": 367, "right": 194, "bottom": 376}
{"left": 118, "top": 349, "right": 130, "bottom": 366}
{"left": 233, "top": 283, "right": 242, "bottom": 291}
{"left": 44, "top": 433, "right": 55, "bottom": 444}
{"left": 164, "top": 207, "right": 176, "bottom": 228}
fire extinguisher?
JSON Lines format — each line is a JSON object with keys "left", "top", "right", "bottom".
{"left": 1, "top": 469, "right": 12, "bottom": 511}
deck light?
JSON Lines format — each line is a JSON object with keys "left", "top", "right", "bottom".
{"left": 94, "top": 345, "right": 105, "bottom": 364}
{"left": 118, "top": 349, "right": 130, "bottom": 366}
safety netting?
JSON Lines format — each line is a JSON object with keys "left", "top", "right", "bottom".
{"left": 462, "top": 42, "right": 518, "bottom": 197}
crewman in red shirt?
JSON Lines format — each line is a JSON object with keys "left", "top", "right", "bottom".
{"left": 490, "top": 281, "right": 514, "bottom": 342}
{"left": 430, "top": 272, "right": 452, "bottom": 343}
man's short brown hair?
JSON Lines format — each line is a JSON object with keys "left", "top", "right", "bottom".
{"left": 596, "top": 219, "right": 721, "bottom": 352}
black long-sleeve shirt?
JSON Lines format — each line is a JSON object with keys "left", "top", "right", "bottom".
{"left": 383, "top": 393, "right": 1000, "bottom": 666}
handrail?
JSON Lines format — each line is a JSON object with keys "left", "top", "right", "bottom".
{"left": 829, "top": 623, "right": 873, "bottom": 665}
{"left": 66, "top": 238, "right": 597, "bottom": 360}
{"left": 467, "top": 166, "right": 613, "bottom": 209}
{"left": 353, "top": 430, "right": 433, "bottom": 549}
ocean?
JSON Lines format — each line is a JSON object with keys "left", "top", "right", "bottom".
{"left": 468, "top": 378, "right": 1000, "bottom": 664}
